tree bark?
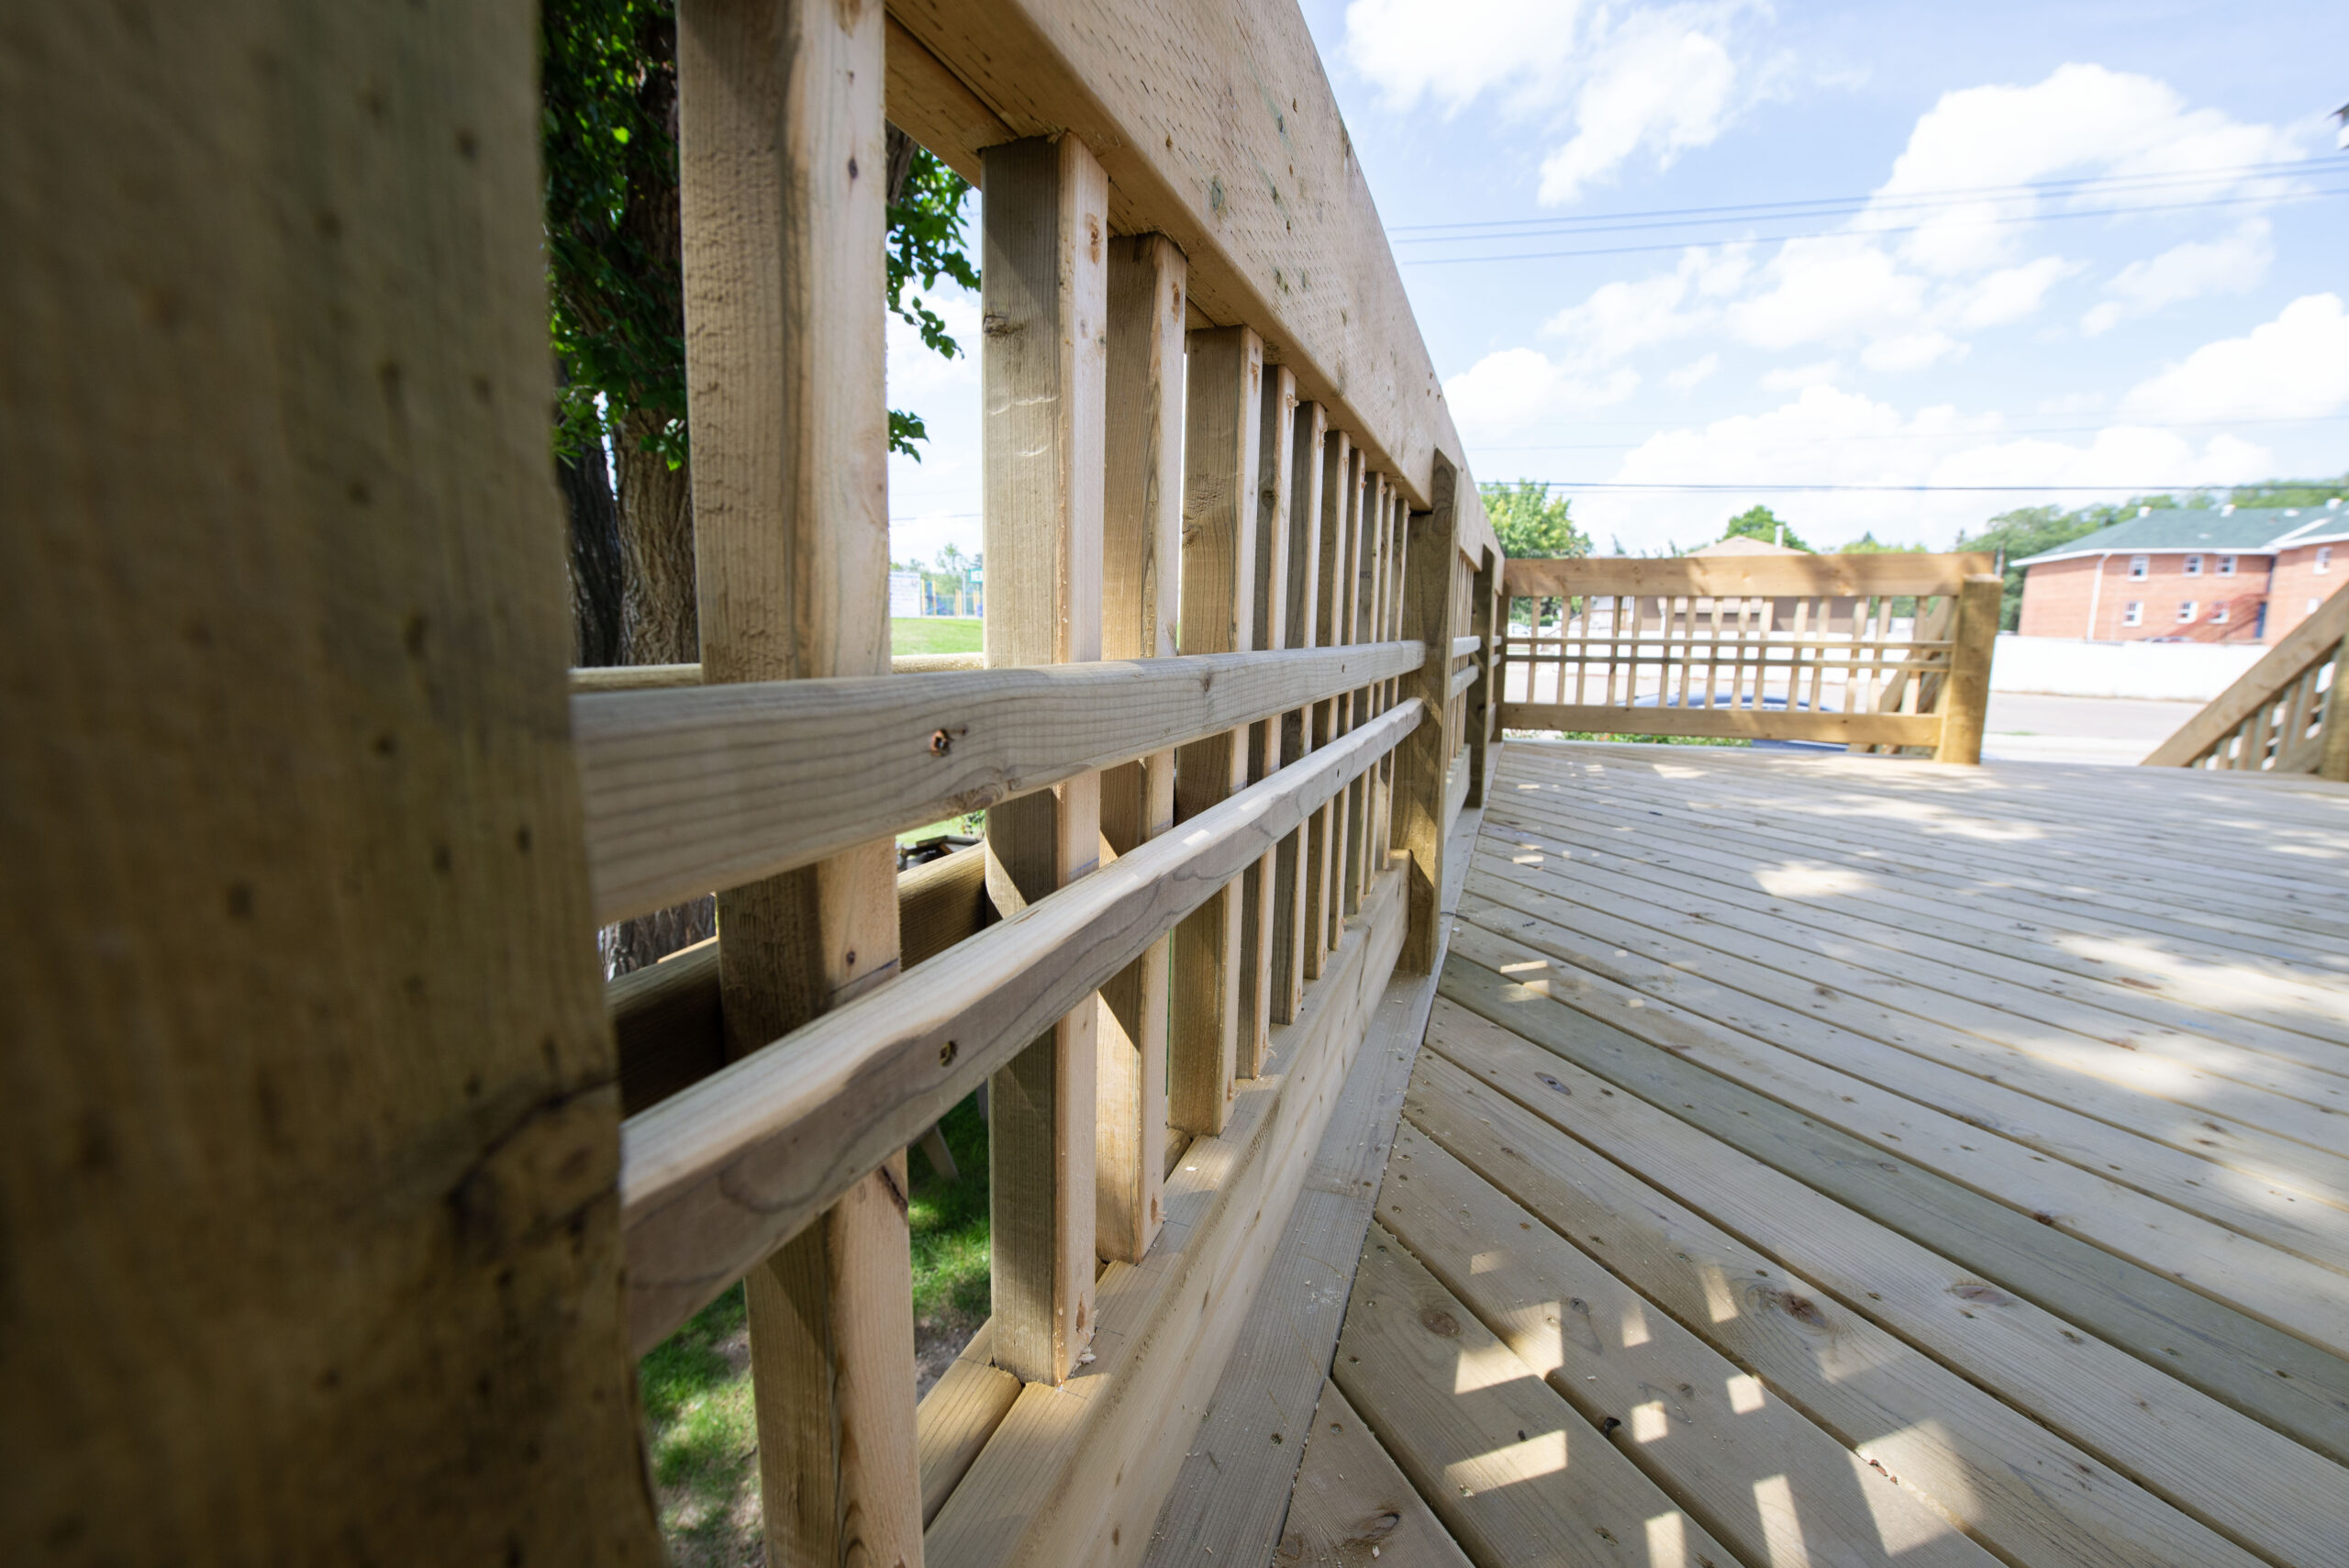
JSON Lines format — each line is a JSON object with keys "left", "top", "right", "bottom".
{"left": 560, "top": 437, "right": 626, "bottom": 667}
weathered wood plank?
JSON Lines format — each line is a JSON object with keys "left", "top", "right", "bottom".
{"left": 1274, "top": 401, "right": 1329, "bottom": 1020}
{"left": 1273, "top": 1382, "right": 1473, "bottom": 1568}
{"left": 1504, "top": 551, "right": 1993, "bottom": 599}
{"left": 978, "top": 133, "right": 1110, "bottom": 1386}
{"left": 1171, "top": 325, "right": 1262, "bottom": 1137}
{"left": 1935, "top": 573, "right": 2001, "bottom": 764}
{"left": 0, "top": 4, "right": 662, "bottom": 1556}
{"left": 1241, "top": 363, "right": 1297, "bottom": 1073}
{"left": 676, "top": 1, "right": 921, "bottom": 1555}
{"left": 621, "top": 701, "right": 1420, "bottom": 1351}
{"left": 1385, "top": 1128, "right": 1995, "bottom": 1568}
{"left": 917, "top": 1327, "right": 1020, "bottom": 1528}
{"left": 1404, "top": 1052, "right": 2266, "bottom": 1568}
{"left": 1097, "top": 231, "right": 1186, "bottom": 1264}
{"left": 1393, "top": 456, "right": 1458, "bottom": 973}
{"left": 1500, "top": 701, "right": 1943, "bottom": 746}
{"left": 1333, "top": 1232, "right": 1734, "bottom": 1568}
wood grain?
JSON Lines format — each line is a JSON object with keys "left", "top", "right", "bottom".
{"left": 1273, "top": 1382, "right": 1474, "bottom": 1568}
{"left": 1505, "top": 551, "right": 1994, "bottom": 599}
{"left": 0, "top": 4, "right": 662, "bottom": 1557}
{"left": 1393, "top": 456, "right": 1458, "bottom": 973}
{"left": 1935, "top": 573, "right": 2002, "bottom": 764}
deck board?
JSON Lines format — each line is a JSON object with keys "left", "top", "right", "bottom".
{"left": 1286, "top": 742, "right": 2349, "bottom": 1568}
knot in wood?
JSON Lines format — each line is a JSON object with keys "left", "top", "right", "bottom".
{"left": 930, "top": 728, "right": 952, "bottom": 755}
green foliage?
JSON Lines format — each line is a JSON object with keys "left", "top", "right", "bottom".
{"left": 2229, "top": 473, "right": 2349, "bottom": 508}
{"left": 1833, "top": 531, "right": 1923, "bottom": 553}
{"left": 890, "top": 616, "right": 983, "bottom": 655}
{"left": 541, "top": 1, "right": 976, "bottom": 468}
{"left": 637, "top": 1283, "right": 756, "bottom": 1560}
{"left": 1481, "top": 481, "right": 1590, "bottom": 560}
{"left": 1957, "top": 499, "right": 2170, "bottom": 631}
{"left": 542, "top": 0, "right": 686, "bottom": 466}
{"left": 1722, "top": 505, "right": 1811, "bottom": 551}
{"left": 908, "top": 1095, "right": 991, "bottom": 1337}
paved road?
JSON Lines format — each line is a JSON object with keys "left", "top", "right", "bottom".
{"left": 1982, "top": 692, "right": 2202, "bottom": 766}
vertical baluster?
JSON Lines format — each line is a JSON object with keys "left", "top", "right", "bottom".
{"left": 978, "top": 135, "right": 1110, "bottom": 1383}
{"left": 1096, "top": 233, "right": 1184, "bottom": 1263}
{"left": 1376, "top": 483, "right": 1409, "bottom": 868}
{"left": 1356, "top": 473, "right": 1391, "bottom": 899}
{"left": 1239, "top": 366, "right": 1296, "bottom": 1072}
{"left": 1171, "top": 326, "right": 1261, "bottom": 1136}
{"left": 1309, "top": 428, "right": 1353, "bottom": 971}
{"left": 1278, "top": 401, "right": 1329, "bottom": 1010}
{"left": 1340, "top": 450, "right": 1371, "bottom": 920}
{"left": 677, "top": 0, "right": 923, "bottom": 1551}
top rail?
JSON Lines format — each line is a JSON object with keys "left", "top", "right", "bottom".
{"left": 578, "top": 640, "right": 1421, "bottom": 924}
{"left": 1504, "top": 551, "right": 1993, "bottom": 600}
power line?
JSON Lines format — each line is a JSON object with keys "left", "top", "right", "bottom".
{"left": 1397, "top": 185, "right": 2349, "bottom": 267}
{"left": 1490, "top": 480, "right": 2344, "bottom": 494}
{"left": 1471, "top": 413, "right": 2349, "bottom": 451}
{"left": 1386, "top": 155, "right": 2339, "bottom": 241}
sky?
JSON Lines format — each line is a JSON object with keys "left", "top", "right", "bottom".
{"left": 885, "top": 0, "right": 2349, "bottom": 564}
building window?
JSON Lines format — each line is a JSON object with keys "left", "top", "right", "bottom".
{"left": 2218, "top": 554, "right": 2237, "bottom": 576}
{"left": 2176, "top": 601, "right": 2197, "bottom": 623}
{"left": 2211, "top": 603, "right": 2230, "bottom": 624}
{"left": 2320, "top": 546, "right": 2334, "bottom": 575}
{"left": 2129, "top": 554, "right": 2149, "bottom": 579}
{"left": 2122, "top": 601, "right": 2143, "bottom": 627}
{"left": 2184, "top": 554, "right": 2203, "bottom": 576}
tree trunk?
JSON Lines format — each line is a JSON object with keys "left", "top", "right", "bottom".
{"left": 560, "top": 437, "right": 626, "bottom": 667}
{"left": 614, "top": 415, "right": 699, "bottom": 666}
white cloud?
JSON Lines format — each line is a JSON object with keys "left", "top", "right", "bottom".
{"left": 1540, "top": 247, "right": 1746, "bottom": 361}
{"left": 1729, "top": 237, "right": 1924, "bottom": 350}
{"left": 1342, "top": 0, "right": 1750, "bottom": 204}
{"left": 2119, "top": 294, "right": 2349, "bottom": 423}
{"left": 1537, "top": 14, "right": 1739, "bottom": 203}
{"left": 2082, "top": 220, "right": 2272, "bottom": 334}
{"left": 1443, "top": 347, "right": 1640, "bottom": 441}
{"left": 1664, "top": 352, "right": 1720, "bottom": 391}
{"left": 1759, "top": 359, "right": 1838, "bottom": 392}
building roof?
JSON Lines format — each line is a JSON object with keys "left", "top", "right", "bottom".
{"left": 1692, "top": 535, "right": 1804, "bottom": 557}
{"left": 2012, "top": 504, "right": 2347, "bottom": 567}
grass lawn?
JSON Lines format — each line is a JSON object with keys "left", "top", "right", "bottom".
{"left": 891, "top": 617, "right": 983, "bottom": 656}
{"left": 640, "top": 1095, "right": 990, "bottom": 1562}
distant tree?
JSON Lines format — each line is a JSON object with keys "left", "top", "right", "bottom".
{"left": 1721, "top": 505, "right": 1811, "bottom": 551}
{"left": 1957, "top": 500, "right": 2165, "bottom": 631}
{"left": 1481, "top": 481, "right": 1590, "bottom": 560}
{"left": 1833, "top": 531, "right": 1923, "bottom": 553}
{"left": 2229, "top": 473, "right": 2349, "bottom": 509}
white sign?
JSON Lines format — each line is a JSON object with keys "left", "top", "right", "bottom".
{"left": 888, "top": 571, "right": 923, "bottom": 617}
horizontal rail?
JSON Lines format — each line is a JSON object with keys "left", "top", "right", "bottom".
{"left": 1503, "top": 635, "right": 1954, "bottom": 653}
{"left": 1504, "top": 552, "right": 1991, "bottom": 600}
{"left": 1449, "top": 663, "right": 1477, "bottom": 701}
{"left": 577, "top": 640, "right": 1421, "bottom": 923}
{"left": 570, "top": 651, "right": 986, "bottom": 692}
{"left": 618, "top": 696, "right": 1424, "bottom": 1351}
{"left": 1499, "top": 702, "right": 1940, "bottom": 746}
{"left": 1451, "top": 635, "right": 1483, "bottom": 660}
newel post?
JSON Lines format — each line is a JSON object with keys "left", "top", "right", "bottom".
{"left": 1936, "top": 573, "right": 2004, "bottom": 765}
{"left": 1394, "top": 453, "right": 1463, "bottom": 972}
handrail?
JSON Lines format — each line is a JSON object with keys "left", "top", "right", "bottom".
{"left": 2144, "top": 584, "right": 2349, "bottom": 773}
{"left": 569, "top": 651, "right": 988, "bottom": 691}
{"left": 577, "top": 639, "right": 1421, "bottom": 923}
{"left": 1504, "top": 551, "right": 1992, "bottom": 599}
{"left": 618, "top": 696, "right": 1422, "bottom": 1351}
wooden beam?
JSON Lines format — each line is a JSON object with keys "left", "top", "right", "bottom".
{"left": 979, "top": 134, "right": 1110, "bottom": 1386}
{"left": 1934, "top": 573, "right": 2002, "bottom": 765}
{"left": 1499, "top": 701, "right": 1943, "bottom": 747}
{"left": 883, "top": 0, "right": 1461, "bottom": 506}
{"left": 1273, "top": 401, "right": 1328, "bottom": 1021}
{"left": 1171, "top": 326, "right": 1262, "bottom": 1136}
{"left": 1097, "top": 231, "right": 1186, "bottom": 1263}
{"left": 568, "top": 650, "right": 985, "bottom": 691}
{"left": 620, "top": 701, "right": 1421, "bottom": 1352}
{"left": 1241, "top": 364, "right": 1297, "bottom": 1072}
{"left": 1, "top": 4, "right": 662, "bottom": 1556}
{"left": 675, "top": 2, "right": 921, "bottom": 1559}
{"left": 576, "top": 639, "right": 1418, "bottom": 923}
{"left": 1503, "top": 550, "right": 1993, "bottom": 600}
{"left": 1393, "top": 458, "right": 1459, "bottom": 973}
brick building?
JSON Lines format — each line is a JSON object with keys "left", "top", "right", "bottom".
{"left": 2012, "top": 502, "right": 2348, "bottom": 643}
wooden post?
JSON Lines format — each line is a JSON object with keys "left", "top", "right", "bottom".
{"left": 980, "top": 135, "right": 1109, "bottom": 1384}
{"left": 1341, "top": 453, "right": 1374, "bottom": 919}
{"left": 1935, "top": 573, "right": 2002, "bottom": 766}
{"left": 1171, "top": 326, "right": 1262, "bottom": 1135}
{"left": 1273, "top": 400, "right": 1328, "bottom": 1019}
{"left": 1305, "top": 428, "right": 1353, "bottom": 977}
{"left": 677, "top": 2, "right": 923, "bottom": 1559}
{"left": 2, "top": 5, "right": 662, "bottom": 1559}
{"left": 1395, "top": 458, "right": 1461, "bottom": 971}
{"left": 1467, "top": 545, "right": 1497, "bottom": 806}
{"left": 1097, "top": 232, "right": 1184, "bottom": 1262}
{"left": 1239, "top": 365, "right": 1296, "bottom": 1071}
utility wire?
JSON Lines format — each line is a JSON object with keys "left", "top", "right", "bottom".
{"left": 1487, "top": 480, "right": 2345, "bottom": 494}
{"left": 1397, "top": 185, "right": 2348, "bottom": 266}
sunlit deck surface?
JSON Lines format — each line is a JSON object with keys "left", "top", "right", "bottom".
{"left": 1282, "top": 741, "right": 2349, "bottom": 1568}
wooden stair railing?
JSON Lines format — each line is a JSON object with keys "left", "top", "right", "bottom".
{"left": 2143, "top": 583, "right": 2349, "bottom": 776}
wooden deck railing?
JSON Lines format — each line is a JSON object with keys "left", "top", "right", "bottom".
{"left": 1498, "top": 553, "right": 2000, "bottom": 762}
{"left": 2143, "top": 583, "right": 2349, "bottom": 776}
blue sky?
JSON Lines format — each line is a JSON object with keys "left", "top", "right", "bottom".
{"left": 886, "top": 1, "right": 2349, "bottom": 563}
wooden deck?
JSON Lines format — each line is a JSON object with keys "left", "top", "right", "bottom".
{"left": 1276, "top": 741, "right": 2349, "bottom": 1568}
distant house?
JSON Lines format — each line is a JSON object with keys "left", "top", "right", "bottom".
{"left": 2011, "top": 502, "right": 2349, "bottom": 644}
